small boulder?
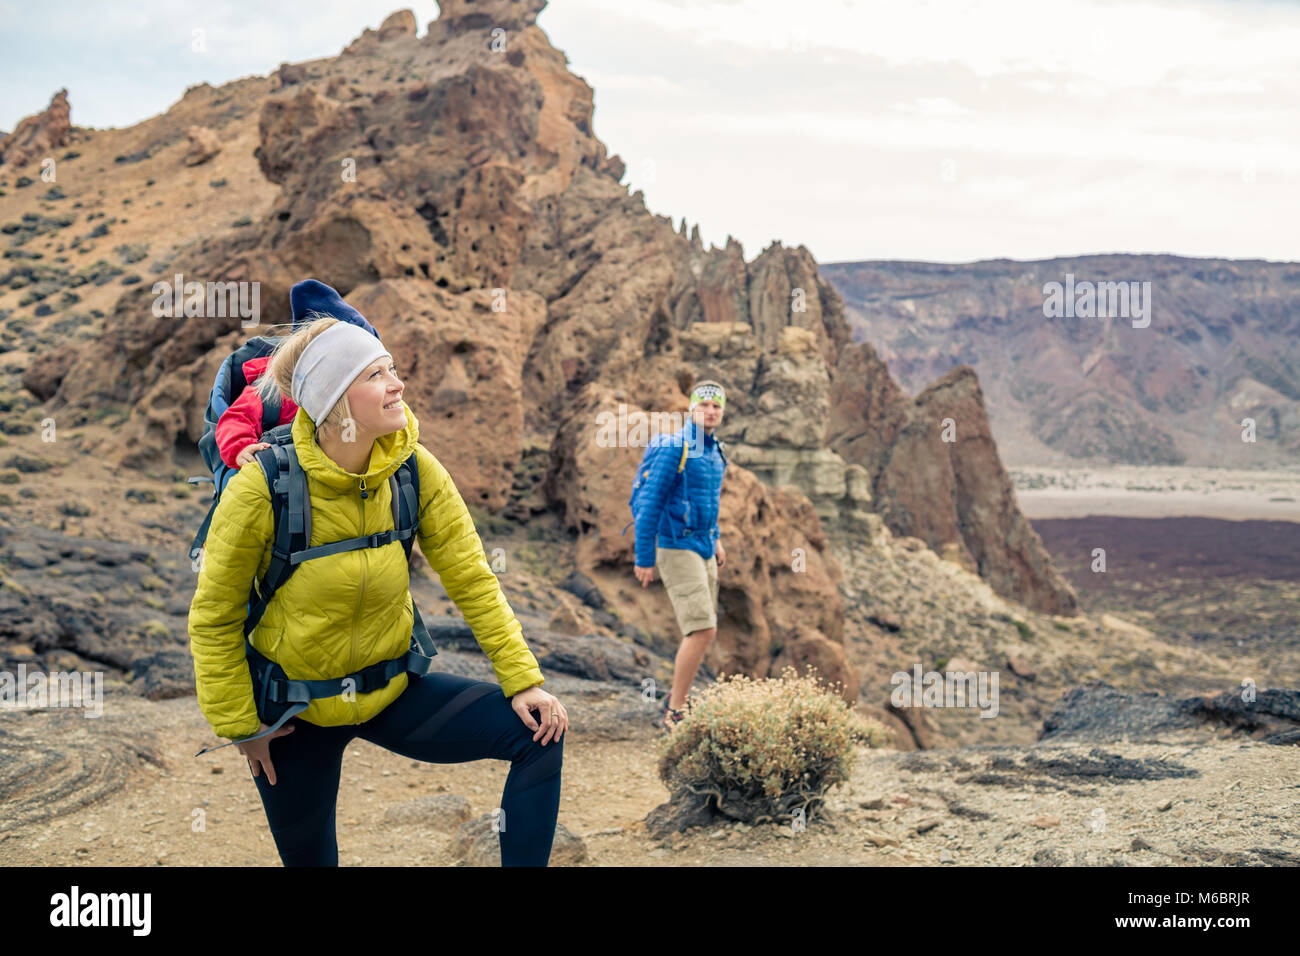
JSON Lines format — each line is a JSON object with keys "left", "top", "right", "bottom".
{"left": 452, "top": 812, "right": 587, "bottom": 866}
{"left": 183, "top": 125, "right": 221, "bottom": 166}
{"left": 548, "top": 591, "right": 596, "bottom": 635}
{"left": 644, "top": 792, "right": 717, "bottom": 839}
{"left": 1006, "top": 654, "right": 1036, "bottom": 680}
{"left": 383, "top": 793, "right": 473, "bottom": 829}
{"left": 378, "top": 10, "right": 417, "bottom": 40}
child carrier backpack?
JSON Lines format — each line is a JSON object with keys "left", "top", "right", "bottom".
{"left": 620, "top": 427, "right": 728, "bottom": 539}
{"left": 193, "top": 421, "right": 438, "bottom": 756}
{"left": 187, "top": 335, "right": 285, "bottom": 563}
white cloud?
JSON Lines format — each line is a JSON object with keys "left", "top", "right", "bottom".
{"left": 671, "top": 107, "right": 1298, "bottom": 176}
{"left": 544, "top": 0, "right": 1300, "bottom": 260}
{"left": 888, "top": 97, "right": 971, "bottom": 115}
{"left": 3, "top": 0, "right": 1294, "bottom": 263}
{"left": 566, "top": 0, "right": 1300, "bottom": 90}
{"left": 576, "top": 69, "right": 687, "bottom": 95}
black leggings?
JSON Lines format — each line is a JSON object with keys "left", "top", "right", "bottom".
{"left": 248, "top": 669, "right": 564, "bottom": 866}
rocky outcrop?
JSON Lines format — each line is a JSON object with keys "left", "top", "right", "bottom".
{"left": 0, "top": 89, "right": 71, "bottom": 170}
{"left": 0, "top": 523, "right": 195, "bottom": 700}
{"left": 436, "top": 0, "right": 548, "bottom": 33}
{"left": 20, "top": 343, "right": 78, "bottom": 401}
{"left": 344, "top": 279, "right": 546, "bottom": 510}
{"left": 342, "top": 8, "right": 420, "bottom": 54}
{"left": 670, "top": 239, "right": 850, "bottom": 371}
{"left": 829, "top": 342, "right": 1078, "bottom": 615}
{"left": 1041, "top": 681, "right": 1300, "bottom": 745}
{"left": 673, "top": 321, "right": 875, "bottom": 534}
{"left": 182, "top": 125, "right": 221, "bottom": 166}
{"left": 378, "top": 8, "right": 418, "bottom": 39}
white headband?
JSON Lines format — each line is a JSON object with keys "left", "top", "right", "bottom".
{"left": 290, "top": 322, "right": 391, "bottom": 425}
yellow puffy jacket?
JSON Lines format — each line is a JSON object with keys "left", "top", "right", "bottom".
{"left": 188, "top": 401, "right": 544, "bottom": 742}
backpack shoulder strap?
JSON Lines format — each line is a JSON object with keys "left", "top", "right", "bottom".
{"left": 388, "top": 451, "right": 421, "bottom": 563}
{"left": 261, "top": 389, "right": 283, "bottom": 434}
{"left": 390, "top": 450, "right": 436, "bottom": 664}
{"left": 244, "top": 430, "right": 305, "bottom": 638}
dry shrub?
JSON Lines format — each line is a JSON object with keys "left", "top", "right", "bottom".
{"left": 657, "top": 667, "right": 890, "bottom": 825}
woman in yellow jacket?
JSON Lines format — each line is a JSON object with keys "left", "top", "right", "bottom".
{"left": 189, "top": 315, "right": 566, "bottom": 866}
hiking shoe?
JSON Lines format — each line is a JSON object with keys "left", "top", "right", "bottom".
{"left": 661, "top": 705, "right": 687, "bottom": 732}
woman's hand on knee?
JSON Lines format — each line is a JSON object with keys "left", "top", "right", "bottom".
{"left": 235, "top": 722, "right": 295, "bottom": 786}
{"left": 510, "top": 685, "right": 567, "bottom": 745}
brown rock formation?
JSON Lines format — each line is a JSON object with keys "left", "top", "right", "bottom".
{"left": 378, "top": 9, "right": 418, "bottom": 39}
{"left": 829, "top": 341, "right": 1079, "bottom": 615}
{"left": 20, "top": 344, "right": 78, "bottom": 402}
{"left": 345, "top": 279, "right": 546, "bottom": 510}
{"left": 548, "top": 592, "right": 597, "bottom": 635}
{"left": 0, "top": 89, "right": 71, "bottom": 169}
{"left": 182, "top": 125, "right": 221, "bottom": 166}
{"left": 669, "top": 238, "right": 850, "bottom": 372}
{"left": 343, "top": 7, "right": 421, "bottom": 54}
{"left": 437, "top": 0, "right": 547, "bottom": 32}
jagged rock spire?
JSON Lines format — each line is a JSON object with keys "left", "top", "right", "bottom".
{"left": 434, "top": 0, "right": 547, "bottom": 31}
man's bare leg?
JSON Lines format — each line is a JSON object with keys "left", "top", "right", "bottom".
{"left": 667, "top": 626, "right": 715, "bottom": 710}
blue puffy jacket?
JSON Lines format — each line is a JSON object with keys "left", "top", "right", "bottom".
{"left": 634, "top": 419, "right": 728, "bottom": 567}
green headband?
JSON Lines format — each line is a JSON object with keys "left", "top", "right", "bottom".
{"left": 689, "top": 382, "right": 725, "bottom": 410}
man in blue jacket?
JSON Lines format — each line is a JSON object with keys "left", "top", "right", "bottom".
{"left": 632, "top": 380, "right": 729, "bottom": 730}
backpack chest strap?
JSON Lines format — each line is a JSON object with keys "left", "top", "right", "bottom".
{"left": 286, "top": 526, "right": 414, "bottom": 564}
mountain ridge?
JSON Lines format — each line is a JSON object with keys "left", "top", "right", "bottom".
{"left": 822, "top": 254, "right": 1300, "bottom": 468}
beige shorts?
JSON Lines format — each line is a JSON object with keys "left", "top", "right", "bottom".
{"left": 656, "top": 545, "right": 718, "bottom": 636}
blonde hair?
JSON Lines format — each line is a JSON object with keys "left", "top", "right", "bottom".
{"left": 254, "top": 314, "right": 354, "bottom": 439}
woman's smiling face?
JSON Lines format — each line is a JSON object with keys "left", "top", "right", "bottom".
{"left": 343, "top": 354, "right": 406, "bottom": 437}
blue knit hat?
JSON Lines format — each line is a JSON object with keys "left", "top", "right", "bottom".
{"left": 290, "top": 279, "right": 380, "bottom": 338}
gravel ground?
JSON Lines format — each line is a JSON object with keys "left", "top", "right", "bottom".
{"left": 3, "top": 683, "right": 1296, "bottom": 867}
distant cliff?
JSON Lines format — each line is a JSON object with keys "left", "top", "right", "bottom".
{"left": 821, "top": 256, "right": 1300, "bottom": 468}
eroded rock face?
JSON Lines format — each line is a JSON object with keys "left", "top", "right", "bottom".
{"left": 435, "top": 0, "right": 548, "bottom": 33}
{"left": 675, "top": 322, "right": 875, "bottom": 534}
{"left": 669, "top": 239, "right": 850, "bottom": 371}
{"left": 0, "top": 88, "right": 71, "bottom": 169}
{"left": 52, "top": 7, "right": 613, "bottom": 468}
{"left": 20, "top": 344, "right": 78, "bottom": 402}
{"left": 344, "top": 279, "right": 546, "bottom": 511}
{"left": 829, "top": 342, "right": 1079, "bottom": 616}
{"left": 341, "top": 7, "right": 423, "bottom": 54}
{"left": 545, "top": 381, "right": 859, "bottom": 701}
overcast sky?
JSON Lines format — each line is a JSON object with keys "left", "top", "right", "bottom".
{"left": 2, "top": 0, "right": 1295, "bottom": 264}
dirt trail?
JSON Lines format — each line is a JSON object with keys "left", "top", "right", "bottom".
{"left": 3, "top": 681, "right": 1296, "bottom": 867}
